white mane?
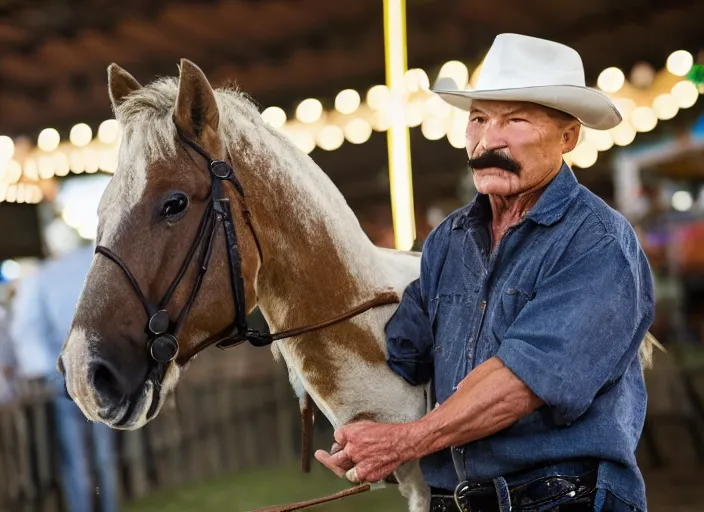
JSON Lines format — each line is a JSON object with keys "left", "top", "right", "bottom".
{"left": 109, "top": 78, "right": 420, "bottom": 290}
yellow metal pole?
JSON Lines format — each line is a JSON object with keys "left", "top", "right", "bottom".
{"left": 383, "top": 0, "right": 416, "bottom": 250}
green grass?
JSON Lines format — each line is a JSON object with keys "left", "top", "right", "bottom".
{"left": 126, "top": 463, "right": 407, "bottom": 512}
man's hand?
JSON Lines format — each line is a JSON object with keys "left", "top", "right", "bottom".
{"left": 314, "top": 421, "right": 417, "bottom": 483}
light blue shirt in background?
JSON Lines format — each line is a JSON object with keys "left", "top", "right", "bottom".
{"left": 10, "top": 244, "right": 94, "bottom": 384}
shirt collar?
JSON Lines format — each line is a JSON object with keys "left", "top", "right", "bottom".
{"left": 452, "top": 161, "right": 579, "bottom": 230}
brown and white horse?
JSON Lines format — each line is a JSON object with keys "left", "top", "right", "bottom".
{"left": 58, "top": 60, "right": 431, "bottom": 511}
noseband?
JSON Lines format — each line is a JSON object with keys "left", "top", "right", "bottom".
{"left": 95, "top": 127, "right": 399, "bottom": 367}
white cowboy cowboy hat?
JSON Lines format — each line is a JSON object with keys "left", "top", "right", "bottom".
{"left": 432, "top": 33, "right": 622, "bottom": 130}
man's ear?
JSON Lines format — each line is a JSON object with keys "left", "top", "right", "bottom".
{"left": 561, "top": 123, "right": 581, "bottom": 154}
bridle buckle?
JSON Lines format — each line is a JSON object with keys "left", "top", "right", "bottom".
{"left": 210, "top": 160, "right": 232, "bottom": 179}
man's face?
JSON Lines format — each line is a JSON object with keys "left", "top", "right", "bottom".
{"left": 465, "top": 100, "right": 580, "bottom": 196}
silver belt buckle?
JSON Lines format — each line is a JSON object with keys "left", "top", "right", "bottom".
{"left": 453, "top": 480, "right": 471, "bottom": 512}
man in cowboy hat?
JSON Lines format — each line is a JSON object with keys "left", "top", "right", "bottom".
{"left": 316, "top": 34, "right": 655, "bottom": 511}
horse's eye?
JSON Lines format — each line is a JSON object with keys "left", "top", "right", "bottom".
{"left": 162, "top": 192, "right": 189, "bottom": 220}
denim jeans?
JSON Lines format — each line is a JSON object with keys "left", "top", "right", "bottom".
{"left": 53, "top": 396, "right": 119, "bottom": 512}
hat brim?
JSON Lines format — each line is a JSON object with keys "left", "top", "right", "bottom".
{"left": 432, "top": 84, "right": 622, "bottom": 130}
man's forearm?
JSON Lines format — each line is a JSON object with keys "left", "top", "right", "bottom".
{"left": 406, "top": 356, "right": 544, "bottom": 459}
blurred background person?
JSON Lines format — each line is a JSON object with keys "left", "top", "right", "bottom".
{"left": 0, "top": 296, "right": 17, "bottom": 403}
{"left": 10, "top": 239, "right": 120, "bottom": 512}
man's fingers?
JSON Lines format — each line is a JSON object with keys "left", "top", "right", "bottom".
{"left": 353, "top": 461, "right": 397, "bottom": 485}
{"left": 333, "top": 426, "right": 348, "bottom": 446}
{"left": 314, "top": 449, "right": 354, "bottom": 479}
{"left": 345, "top": 467, "right": 359, "bottom": 483}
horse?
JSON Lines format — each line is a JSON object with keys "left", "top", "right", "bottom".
{"left": 57, "top": 59, "right": 432, "bottom": 511}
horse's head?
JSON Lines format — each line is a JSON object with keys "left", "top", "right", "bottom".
{"left": 58, "top": 60, "right": 263, "bottom": 429}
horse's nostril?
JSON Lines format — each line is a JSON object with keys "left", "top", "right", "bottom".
{"left": 91, "top": 360, "right": 126, "bottom": 408}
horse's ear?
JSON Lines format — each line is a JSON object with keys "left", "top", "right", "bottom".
{"left": 174, "top": 59, "right": 219, "bottom": 142}
{"left": 107, "top": 63, "right": 141, "bottom": 111}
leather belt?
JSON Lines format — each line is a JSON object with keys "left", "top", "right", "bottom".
{"left": 431, "top": 470, "right": 598, "bottom": 512}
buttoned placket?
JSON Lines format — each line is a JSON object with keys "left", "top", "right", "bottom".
{"left": 458, "top": 220, "right": 524, "bottom": 482}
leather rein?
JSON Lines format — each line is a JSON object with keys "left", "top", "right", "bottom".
{"left": 94, "top": 127, "right": 399, "bottom": 510}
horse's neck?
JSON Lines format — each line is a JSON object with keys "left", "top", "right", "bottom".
{"left": 245, "top": 155, "right": 382, "bottom": 332}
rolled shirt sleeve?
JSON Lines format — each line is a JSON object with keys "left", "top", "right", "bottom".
{"left": 496, "top": 234, "right": 655, "bottom": 425}
{"left": 386, "top": 278, "right": 434, "bottom": 386}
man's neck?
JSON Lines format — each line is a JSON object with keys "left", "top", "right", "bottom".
{"left": 486, "top": 161, "right": 564, "bottom": 250}
{"left": 488, "top": 190, "right": 546, "bottom": 251}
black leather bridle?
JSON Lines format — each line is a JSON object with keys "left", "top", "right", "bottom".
{"left": 95, "top": 128, "right": 271, "bottom": 366}
{"left": 94, "top": 127, "right": 400, "bottom": 367}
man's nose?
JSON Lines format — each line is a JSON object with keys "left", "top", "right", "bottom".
{"left": 477, "top": 123, "right": 509, "bottom": 153}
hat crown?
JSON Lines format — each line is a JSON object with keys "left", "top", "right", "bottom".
{"left": 476, "top": 33, "right": 586, "bottom": 90}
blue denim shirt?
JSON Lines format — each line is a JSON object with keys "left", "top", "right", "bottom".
{"left": 386, "top": 163, "right": 654, "bottom": 511}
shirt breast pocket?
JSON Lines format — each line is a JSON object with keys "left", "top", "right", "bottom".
{"left": 429, "top": 295, "right": 471, "bottom": 403}
{"left": 497, "top": 287, "right": 536, "bottom": 332}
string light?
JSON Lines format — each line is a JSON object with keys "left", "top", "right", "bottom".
{"left": 671, "top": 80, "right": 699, "bottom": 108}
{"left": 672, "top": 190, "right": 693, "bottom": 211}
{"left": 3, "top": 160, "right": 22, "bottom": 184}
{"left": 421, "top": 118, "right": 446, "bottom": 140}
{"left": 316, "top": 125, "right": 344, "bottom": 151}
{"left": 652, "top": 94, "right": 679, "bottom": 120}
{"left": 666, "top": 50, "right": 694, "bottom": 77}
{"left": 83, "top": 149, "right": 99, "bottom": 174}
{"left": 296, "top": 98, "right": 323, "bottom": 124}
{"left": 335, "top": 90, "right": 361, "bottom": 115}
{"left": 70, "top": 123, "right": 93, "bottom": 147}
{"left": 583, "top": 128, "right": 614, "bottom": 152}
{"left": 284, "top": 129, "right": 316, "bottom": 154}
{"left": 404, "top": 69, "right": 430, "bottom": 92}
{"left": 261, "top": 107, "right": 287, "bottom": 128}
{"left": 597, "top": 67, "right": 625, "bottom": 93}
{"left": 0, "top": 136, "right": 14, "bottom": 161}
{"left": 438, "top": 61, "right": 469, "bottom": 89}
{"left": 23, "top": 159, "right": 38, "bottom": 181}
{"left": 404, "top": 102, "right": 424, "bottom": 127}
{"left": 610, "top": 122, "right": 637, "bottom": 146}
{"left": 38, "top": 128, "right": 60, "bottom": 152}
{"left": 569, "top": 143, "right": 598, "bottom": 168}
{"left": 371, "top": 110, "right": 391, "bottom": 132}
{"left": 38, "top": 156, "right": 55, "bottom": 180}
{"left": 98, "top": 119, "right": 119, "bottom": 144}
{"left": 343, "top": 119, "right": 373, "bottom": 144}
{"left": 69, "top": 150, "right": 85, "bottom": 174}
{"left": 3, "top": 46, "right": 704, "bottom": 205}
{"left": 367, "top": 85, "right": 390, "bottom": 111}
{"left": 54, "top": 153, "right": 70, "bottom": 177}
{"left": 630, "top": 107, "right": 658, "bottom": 132}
